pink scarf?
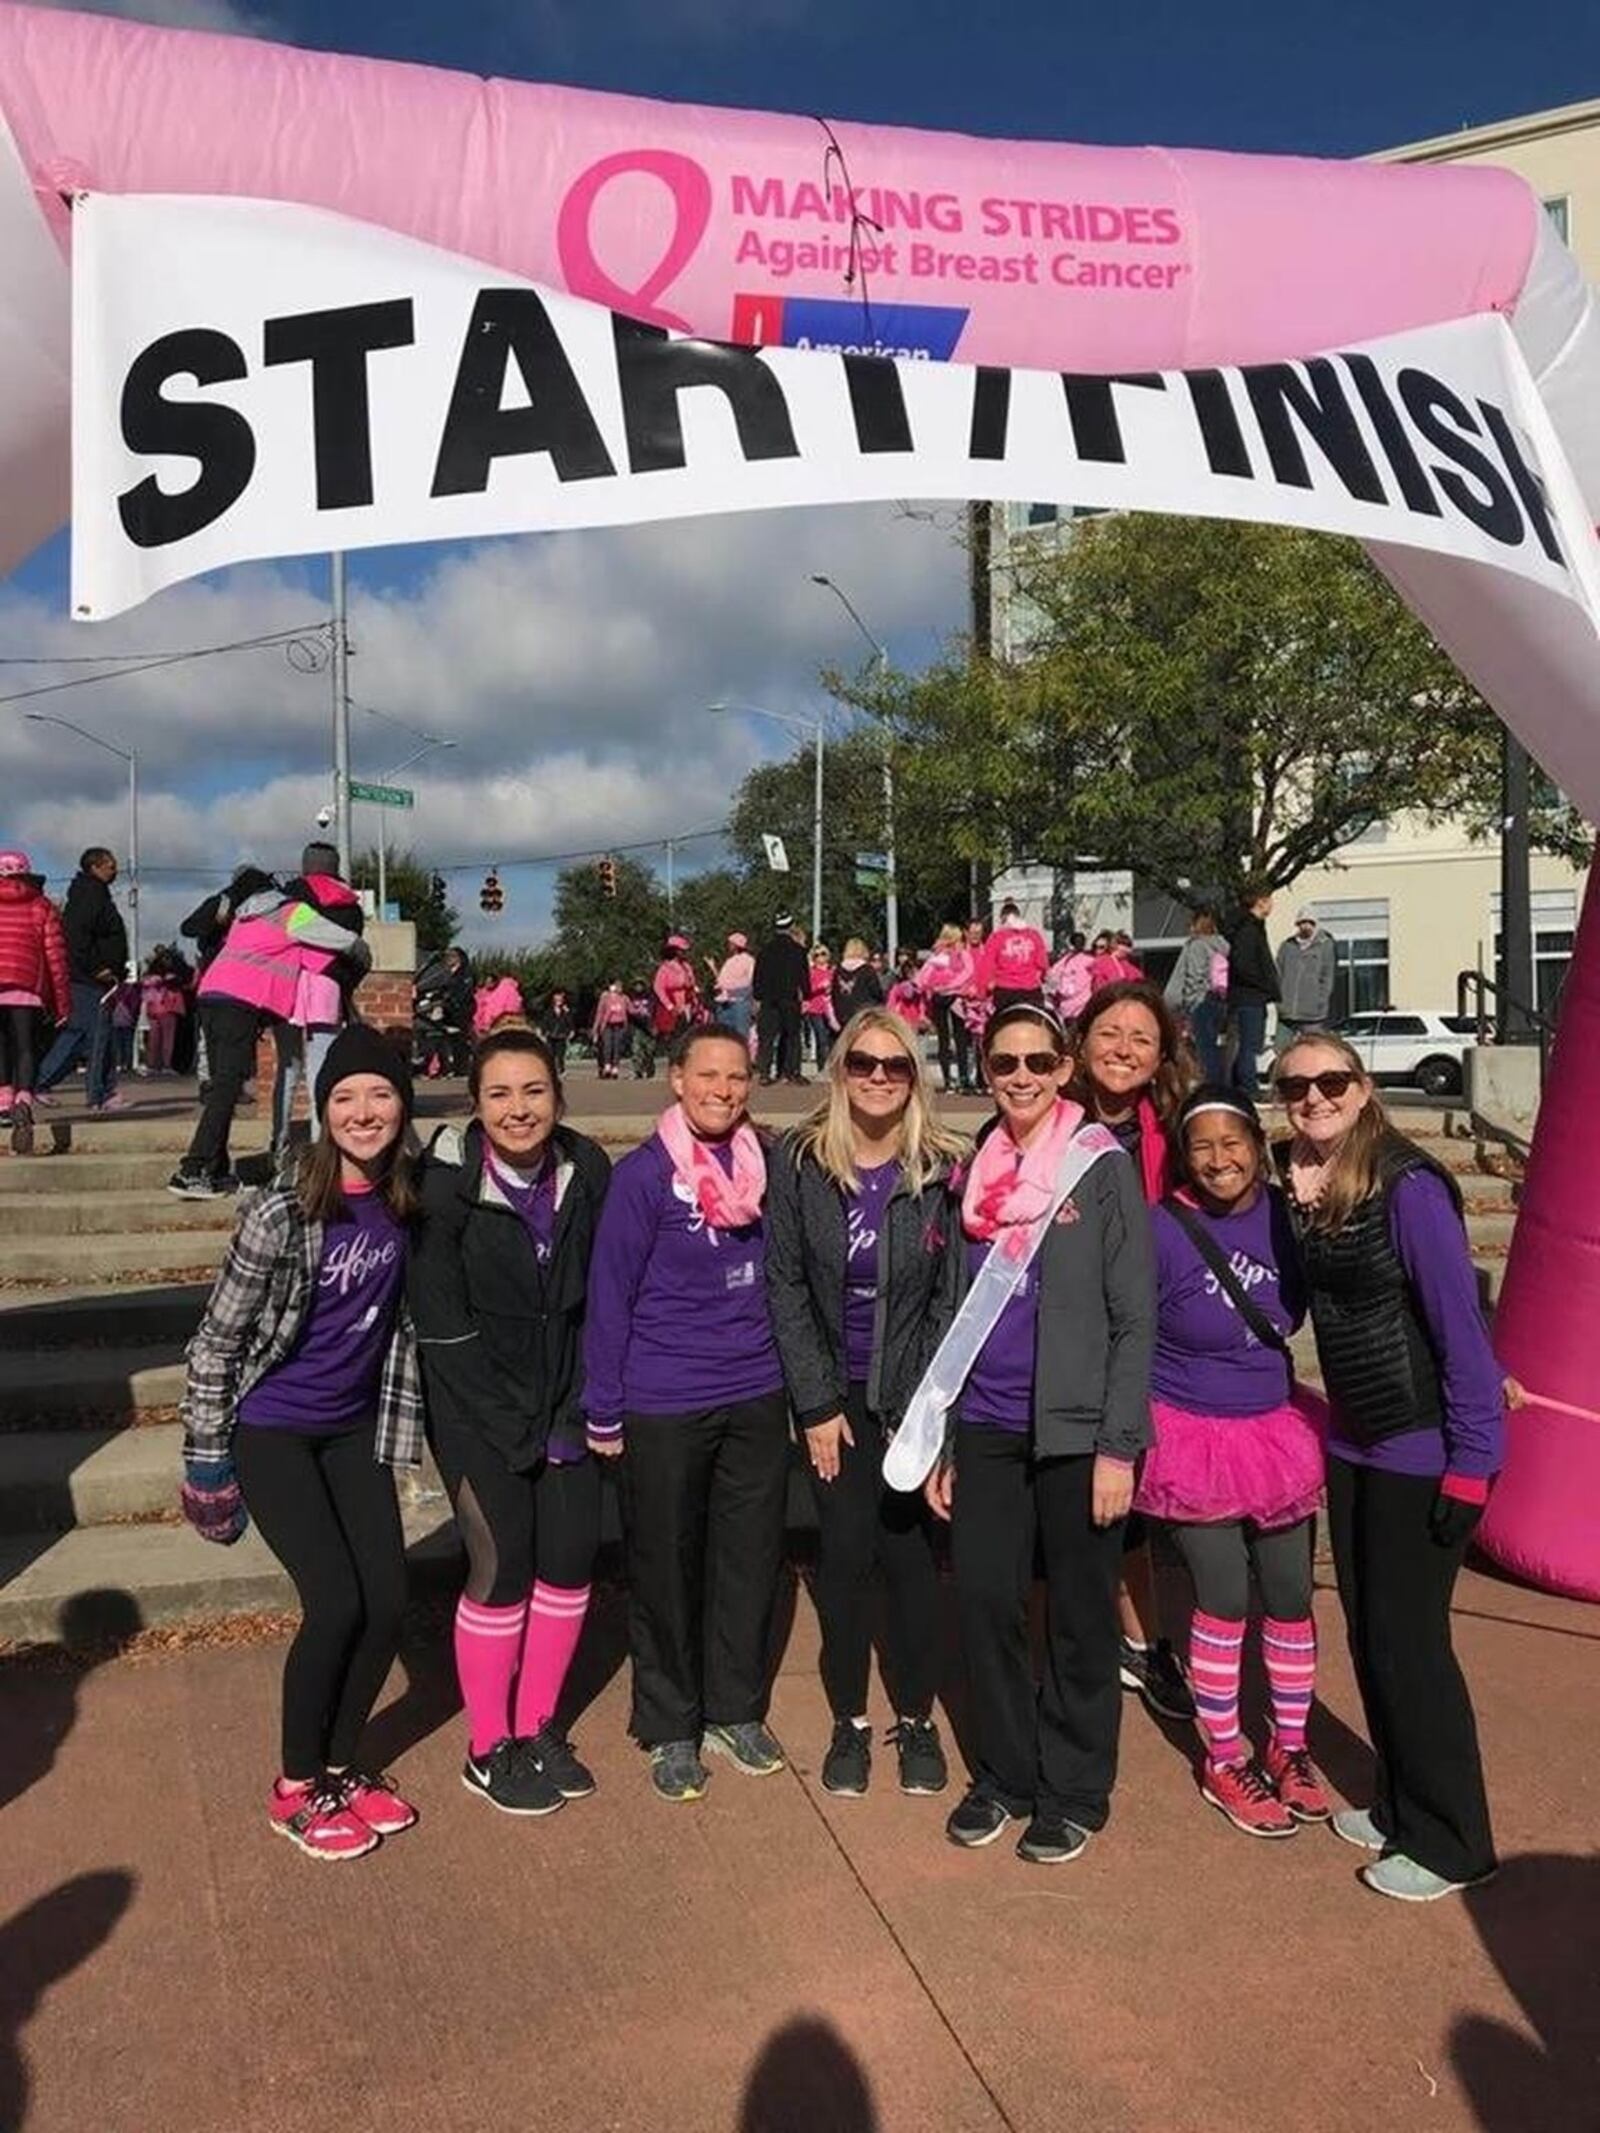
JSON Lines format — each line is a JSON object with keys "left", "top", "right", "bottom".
{"left": 657, "top": 1103, "right": 766, "bottom": 1229}
{"left": 962, "top": 1098, "right": 1086, "bottom": 1259}
{"left": 1134, "top": 1094, "right": 1171, "bottom": 1205}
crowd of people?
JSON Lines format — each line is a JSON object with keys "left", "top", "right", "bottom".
{"left": 176, "top": 953, "right": 1505, "bottom": 1907}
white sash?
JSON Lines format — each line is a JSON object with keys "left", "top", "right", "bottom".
{"left": 883, "top": 1124, "right": 1121, "bottom": 1492}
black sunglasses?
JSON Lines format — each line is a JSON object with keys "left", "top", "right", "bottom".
{"left": 844, "top": 1048, "right": 916, "bottom": 1087}
{"left": 986, "top": 1049, "right": 1064, "bottom": 1078}
{"left": 1275, "top": 1069, "right": 1359, "bottom": 1102}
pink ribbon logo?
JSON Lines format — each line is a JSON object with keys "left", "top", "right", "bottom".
{"left": 556, "top": 150, "right": 713, "bottom": 331}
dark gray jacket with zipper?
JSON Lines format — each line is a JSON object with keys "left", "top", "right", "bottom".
{"left": 764, "top": 1133, "right": 960, "bottom": 1429}
{"left": 951, "top": 1132, "right": 1158, "bottom": 1464}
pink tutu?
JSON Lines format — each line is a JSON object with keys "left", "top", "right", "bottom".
{"left": 1134, "top": 1395, "right": 1325, "bottom": 1528}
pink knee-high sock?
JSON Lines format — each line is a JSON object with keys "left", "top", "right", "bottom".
{"left": 1262, "top": 1615, "right": 1317, "bottom": 1753}
{"left": 1189, "top": 1611, "right": 1247, "bottom": 1766}
{"left": 513, "top": 1581, "right": 591, "bottom": 1737}
{"left": 454, "top": 1595, "right": 527, "bottom": 1757}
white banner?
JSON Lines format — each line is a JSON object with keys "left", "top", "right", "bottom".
{"left": 69, "top": 193, "right": 1600, "bottom": 812}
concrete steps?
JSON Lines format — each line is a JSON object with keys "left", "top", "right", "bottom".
{"left": 1, "top": 1343, "right": 187, "bottom": 1422}
{"left": 0, "top": 1227, "right": 230, "bottom": 1284}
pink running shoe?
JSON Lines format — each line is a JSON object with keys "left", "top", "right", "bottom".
{"left": 340, "top": 1768, "right": 418, "bottom": 1835}
{"left": 269, "top": 1777, "right": 379, "bottom": 1861}
{"left": 1200, "top": 1755, "right": 1297, "bottom": 1839}
{"left": 1264, "top": 1740, "right": 1332, "bottom": 1823}
{"left": 93, "top": 1092, "right": 134, "bottom": 1113}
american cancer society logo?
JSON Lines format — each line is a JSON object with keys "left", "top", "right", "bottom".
{"left": 730, "top": 292, "right": 970, "bottom": 362}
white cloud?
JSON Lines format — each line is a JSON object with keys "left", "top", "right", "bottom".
{"left": 3, "top": 501, "right": 967, "bottom": 950}
{"left": 27, "top": 0, "right": 273, "bottom": 37}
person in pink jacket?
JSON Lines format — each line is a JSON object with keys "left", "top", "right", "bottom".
{"left": 0, "top": 849, "right": 70, "bottom": 1156}
{"left": 918, "top": 925, "right": 977, "bottom": 1095}
{"left": 977, "top": 901, "right": 1051, "bottom": 1010}
{"left": 885, "top": 948, "right": 928, "bottom": 1033}
{"left": 652, "top": 935, "right": 700, "bottom": 1040}
{"left": 803, "top": 945, "right": 837, "bottom": 1070}
{"left": 473, "top": 974, "right": 525, "bottom": 1035}
{"left": 1046, "top": 934, "right": 1096, "bottom": 1024}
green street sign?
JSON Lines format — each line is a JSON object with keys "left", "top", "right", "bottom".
{"left": 348, "top": 780, "right": 414, "bottom": 809}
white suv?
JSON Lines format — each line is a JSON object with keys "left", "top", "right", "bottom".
{"left": 1322, "top": 1012, "right": 1478, "bottom": 1097}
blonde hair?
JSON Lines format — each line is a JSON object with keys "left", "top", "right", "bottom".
{"left": 1279, "top": 1030, "right": 1394, "bottom": 1234}
{"left": 934, "top": 923, "right": 962, "bottom": 948}
{"left": 790, "top": 1007, "right": 966, "bottom": 1193}
{"left": 841, "top": 937, "right": 870, "bottom": 962}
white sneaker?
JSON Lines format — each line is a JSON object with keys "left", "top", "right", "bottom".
{"left": 1330, "top": 1806, "right": 1386, "bottom": 1852}
{"left": 1360, "top": 1851, "right": 1495, "bottom": 1903}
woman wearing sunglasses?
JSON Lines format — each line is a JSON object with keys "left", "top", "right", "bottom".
{"left": 1069, "top": 980, "right": 1198, "bottom": 1727}
{"left": 1276, "top": 1033, "right": 1503, "bottom": 1902}
{"left": 926, "top": 1003, "right": 1156, "bottom": 1864}
{"left": 1136, "top": 1085, "right": 1328, "bottom": 1839}
{"left": 766, "top": 1008, "right": 967, "bottom": 1799}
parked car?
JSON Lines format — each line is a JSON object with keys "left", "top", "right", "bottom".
{"left": 1264, "top": 1011, "right": 1478, "bottom": 1097}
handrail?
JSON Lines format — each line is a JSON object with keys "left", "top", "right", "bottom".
{"left": 1456, "top": 966, "right": 1554, "bottom": 1077}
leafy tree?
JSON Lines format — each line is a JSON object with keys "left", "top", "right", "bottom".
{"left": 858, "top": 515, "right": 1535, "bottom": 912}
{"left": 350, "top": 846, "right": 458, "bottom": 955}
{"left": 547, "top": 854, "right": 669, "bottom": 991}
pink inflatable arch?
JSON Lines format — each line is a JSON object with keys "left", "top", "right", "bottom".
{"left": 0, "top": 3, "right": 1594, "bottom": 1593}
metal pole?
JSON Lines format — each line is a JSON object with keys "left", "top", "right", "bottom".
{"left": 331, "top": 551, "right": 353, "bottom": 878}
{"left": 1501, "top": 730, "right": 1535, "bottom": 1042}
{"left": 127, "top": 750, "right": 140, "bottom": 975}
{"left": 666, "top": 838, "right": 676, "bottom": 919}
{"left": 810, "top": 721, "right": 825, "bottom": 947}
{"left": 377, "top": 814, "right": 387, "bottom": 918}
{"left": 882, "top": 735, "right": 899, "bottom": 964}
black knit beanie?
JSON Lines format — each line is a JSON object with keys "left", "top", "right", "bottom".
{"left": 314, "top": 1024, "right": 414, "bottom": 1121}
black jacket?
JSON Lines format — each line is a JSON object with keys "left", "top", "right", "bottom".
{"left": 765, "top": 1132, "right": 960, "bottom": 1428}
{"left": 832, "top": 963, "right": 885, "bottom": 1021}
{"left": 753, "top": 930, "right": 810, "bottom": 1009}
{"left": 60, "top": 870, "right": 128, "bottom": 985}
{"left": 181, "top": 866, "right": 275, "bottom": 971}
{"left": 409, "top": 1121, "right": 612, "bottom": 1470}
{"left": 1226, "top": 911, "right": 1281, "bottom": 1005}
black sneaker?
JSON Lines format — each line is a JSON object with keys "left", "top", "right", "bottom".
{"left": 1119, "top": 1637, "right": 1195, "bottom": 1722}
{"left": 821, "top": 1719, "right": 872, "bottom": 1797}
{"left": 461, "top": 1737, "right": 564, "bottom": 1816}
{"left": 530, "top": 1722, "right": 596, "bottom": 1800}
{"left": 649, "top": 1740, "right": 709, "bottom": 1802}
{"left": 166, "top": 1169, "right": 240, "bottom": 1200}
{"left": 9, "top": 1105, "right": 33, "bottom": 1157}
{"left": 945, "top": 1786, "right": 1016, "bottom": 1849}
{"left": 887, "top": 1715, "right": 948, "bottom": 1796}
{"left": 703, "top": 1720, "right": 785, "bottom": 1776}
{"left": 1016, "top": 1814, "right": 1091, "bottom": 1865}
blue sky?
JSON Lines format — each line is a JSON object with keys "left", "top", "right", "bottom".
{"left": 7, "top": 0, "right": 1599, "bottom": 951}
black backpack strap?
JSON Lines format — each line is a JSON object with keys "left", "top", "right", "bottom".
{"left": 1161, "top": 1197, "right": 1296, "bottom": 1369}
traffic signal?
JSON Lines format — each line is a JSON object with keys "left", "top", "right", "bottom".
{"left": 429, "top": 871, "right": 447, "bottom": 912}
{"left": 479, "top": 869, "right": 504, "bottom": 915}
{"left": 598, "top": 856, "right": 617, "bottom": 898}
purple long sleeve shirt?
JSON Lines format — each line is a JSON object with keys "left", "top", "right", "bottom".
{"left": 1326, "top": 1168, "right": 1505, "bottom": 1484}
{"left": 237, "top": 1188, "right": 405, "bottom": 1431}
{"left": 582, "top": 1134, "right": 782, "bottom": 1424}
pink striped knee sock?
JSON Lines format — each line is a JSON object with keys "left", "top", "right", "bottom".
{"left": 454, "top": 1595, "right": 527, "bottom": 1757}
{"left": 1262, "top": 1615, "right": 1317, "bottom": 1753}
{"left": 1189, "top": 1611, "right": 1247, "bottom": 1766}
{"left": 513, "top": 1581, "right": 591, "bottom": 1738}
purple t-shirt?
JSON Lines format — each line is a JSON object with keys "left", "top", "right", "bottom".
{"left": 958, "top": 1234, "right": 1038, "bottom": 1432}
{"left": 486, "top": 1146, "right": 557, "bottom": 1264}
{"left": 582, "top": 1135, "right": 782, "bottom": 1420}
{"left": 238, "top": 1187, "right": 406, "bottom": 1431}
{"left": 843, "top": 1162, "right": 898, "bottom": 1385}
{"left": 1326, "top": 1168, "right": 1505, "bottom": 1480}
{"left": 1152, "top": 1191, "right": 1302, "bottom": 1416}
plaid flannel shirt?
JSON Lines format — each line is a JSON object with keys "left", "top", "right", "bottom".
{"left": 181, "top": 1186, "right": 423, "bottom": 1470}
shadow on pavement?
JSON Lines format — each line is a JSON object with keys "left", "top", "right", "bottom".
{"left": 0, "top": 1592, "right": 144, "bottom": 1813}
{"left": 0, "top": 1870, "right": 136, "bottom": 2133}
{"left": 1452, "top": 1853, "right": 1600, "bottom": 2133}
{"left": 739, "top": 2014, "right": 878, "bottom": 2133}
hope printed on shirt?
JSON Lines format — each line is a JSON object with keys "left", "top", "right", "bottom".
{"left": 1202, "top": 1251, "right": 1279, "bottom": 1343}
{"left": 321, "top": 1228, "right": 401, "bottom": 1303}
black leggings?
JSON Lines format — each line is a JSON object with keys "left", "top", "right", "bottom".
{"left": 808, "top": 1382, "right": 940, "bottom": 1721}
{"left": 0, "top": 1005, "right": 38, "bottom": 1098}
{"left": 430, "top": 1416, "right": 601, "bottom": 1606}
{"left": 930, "top": 995, "right": 971, "bottom": 1090}
{"left": 1168, "top": 1516, "right": 1314, "bottom": 1621}
{"left": 233, "top": 1423, "right": 408, "bottom": 1780}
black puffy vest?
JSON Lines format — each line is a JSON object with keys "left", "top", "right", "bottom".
{"left": 1284, "top": 1144, "right": 1461, "bottom": 1445}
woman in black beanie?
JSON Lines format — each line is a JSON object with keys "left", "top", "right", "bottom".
{"left": 180, "top": 1025, "right": 425, "bottom": 1863}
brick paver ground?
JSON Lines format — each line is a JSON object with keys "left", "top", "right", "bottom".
{"left": 1, "top": 1561, "right": 1595, "bottom": 2133}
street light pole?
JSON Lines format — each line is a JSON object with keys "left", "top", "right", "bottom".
{"left": 809, "top": 574, "right": 897, "bottom": 962}
{"left": 330, "top": 551, "right": 353, "bottom": 879}
{"left": 23, "top": 711, "right": 140, "bottom": 972}
{"left": 370, "top": 736, "right": 456, "bottom": 916}
{"left": 708, "top": 702, "right": 825, "bottom": 945}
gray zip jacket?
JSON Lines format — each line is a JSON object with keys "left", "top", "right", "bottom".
{"left": 1277, "top": 928, "right": 1338, "bottom": 1022}
{"left": 952, "top": 1138, "right": 1157, "bottom": 1463}
{"left": 764, "top": 1134, "right": 960, "bottom": 1429}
